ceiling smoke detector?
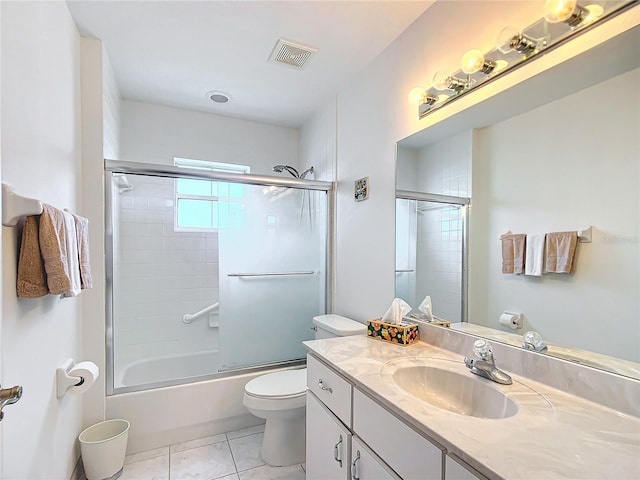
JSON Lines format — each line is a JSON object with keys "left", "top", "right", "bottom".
{"left": 206, "top": 90, "right": 231, "bottom": 104}
{"left": 269, "top": 38, "right": 317, "bottom": 70}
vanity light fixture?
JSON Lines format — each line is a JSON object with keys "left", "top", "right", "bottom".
{"left": 460, "top": 50, "right": 496, "bottom": 75}
{"left": 497, "top": 26, "right": 539, "bottom": 55}
{"left": 433, "top": 70, "right": 469, "bottom": 92}
{"left": 408, "top": 87, "right": 438, "bottom": 107}
{"left": 543, "top": 0, "right": 589, "bottom": 26}
{"left": 409, "top": 0, "right": 634, "bottom": 120}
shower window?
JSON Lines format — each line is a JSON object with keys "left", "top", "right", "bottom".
{"left": 174, "top": 158, "right": 249, "bottom": 231}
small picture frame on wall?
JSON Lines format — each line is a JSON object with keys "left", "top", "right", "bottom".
{"left": 354, "top": 177, "right": 369, "bottom": 202}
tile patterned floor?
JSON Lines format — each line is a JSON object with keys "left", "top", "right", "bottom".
{"left": 115, "top": 424, "right": 306, "bottom": 480}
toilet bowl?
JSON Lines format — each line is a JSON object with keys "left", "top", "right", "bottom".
{"left": 242, "top": 314, "right": 366, "bottom": 467}
{"left": 243, "top": 369, "right": 307, "bottom": 467}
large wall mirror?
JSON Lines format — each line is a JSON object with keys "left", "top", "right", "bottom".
{"left": 396, "top": 16, "right": 639, "bottom": 379}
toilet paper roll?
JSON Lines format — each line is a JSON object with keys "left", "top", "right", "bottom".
{"left": 499, "top": 313, "right": 520, "bottom": 330}
{"left": 68, "top": 361, "right": 99, "bottom": 395}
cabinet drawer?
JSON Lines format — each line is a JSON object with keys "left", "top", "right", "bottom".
{"left": 307, "top": 354, "right": 352, "bottom": 426}
{"left": 353, "top": 388, "right": 444, "bottom": 480}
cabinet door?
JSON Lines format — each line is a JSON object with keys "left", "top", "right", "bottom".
{"left": 353, "top": 388, "right": 443, "bottom": 479}
{"left": 446, "top": 454, "right": 488, "bottom": 480}
{"left": 306, "top": 392, "right": 351, "bottom": 480}
{"left": 350, "top": 436, "right": 400, "bottom": 480}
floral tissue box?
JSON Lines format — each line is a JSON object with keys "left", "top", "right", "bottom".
{"left": 366, "top": 318, "right": 419, "bottom": 346}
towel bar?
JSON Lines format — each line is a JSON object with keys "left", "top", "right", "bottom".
{"left": 2, "top": 183, "right": 43, "bottom": 227}
{"left": 498, "top": 227, "right": 592, "bottom": 244}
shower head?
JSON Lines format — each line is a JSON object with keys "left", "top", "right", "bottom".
{"left": 300, "top": 166, "right": 315, "bottom": 179}
{"left": 272, "top": 165, "right": 300, "bottom": 178}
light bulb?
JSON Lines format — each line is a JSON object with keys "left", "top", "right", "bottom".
{"left": 460, "top": 49, "right": 496, "bottom": 75}
{"left": 544, "top": 0, "right": 587, "bottom": 26}
{"left": 408, "top": 87, "right": 426, "bottom": 105}
{"left": 496, "top": 26, "right": 538, "bottom": 55}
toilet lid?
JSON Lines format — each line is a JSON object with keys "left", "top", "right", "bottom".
{"left": 245, "top": 369, "right": 306, "bottom": 398}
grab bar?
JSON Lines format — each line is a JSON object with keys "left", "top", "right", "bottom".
{"left": 183, "top": 302, "right": 219, "bottom": 324}
{"left": 227, "top": 271, "right": 315, "bottom": 277}
{"left": 395, "top": 269, "right": 415, "bottom": 273}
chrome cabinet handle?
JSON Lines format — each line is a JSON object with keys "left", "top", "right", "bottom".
{"left": 318, "top": 379, "right": 333, "bottom": 393}
{"left": 0, "top": 385, "right": 23, "bottom": 421}
{"left": 351, "top": 450, "right": 360, "bottom": 480}
{"left": 333, "top": 435, "right": 343, "bottom": 467}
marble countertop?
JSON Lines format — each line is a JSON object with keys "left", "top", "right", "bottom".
{"left": 304, "top": 336, "right": 640, "bottom": 480}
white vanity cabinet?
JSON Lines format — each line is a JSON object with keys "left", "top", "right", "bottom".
{"left": 306, "top": 354, "right": 447, "bottom": 480}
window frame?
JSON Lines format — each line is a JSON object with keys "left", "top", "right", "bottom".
{"left": 173, "top": 157, "right": 250, "bottom": 232}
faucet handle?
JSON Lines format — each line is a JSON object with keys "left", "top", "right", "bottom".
{"left": 472, "top": 339, "right": 493, "bottom": 360}
{"left": 522, "top": 331, "right": 548, "bottom": 352}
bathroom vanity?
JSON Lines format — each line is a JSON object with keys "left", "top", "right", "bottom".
{"left": 304, "top": 333, "right": 640, "bottom": 480}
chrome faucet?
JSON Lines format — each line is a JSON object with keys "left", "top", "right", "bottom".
{"left": 464, "top": 339, "right": 512, "bottom": 385}
{"left": 522, "top": 331, "right": 548, "bottom": 353}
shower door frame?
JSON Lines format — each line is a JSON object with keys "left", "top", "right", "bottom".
{"left": 395, "top": 189, "right": 470, "bottom": 324}
{"left": 105, "top": 159, "right": 334, "bottom": 395}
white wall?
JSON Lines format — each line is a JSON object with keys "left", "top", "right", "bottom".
{"left": 299, "top": 99, "right": 337, "bottom": 182}
{"left": 1, "top": 2, "right": 83, "bottom": 478}
{"left": 470, "top": 68, "right": 639, "bottom": 361}
{"left": 120, "top": 100, "right": 299, "bottom": 175}
{"left": 102, "top": 48, "right": 121, "bottom": 160}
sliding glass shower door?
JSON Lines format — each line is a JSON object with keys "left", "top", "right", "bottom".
{"left": 106, "top": 161, "right": 330, "bottom": 394}
{"left": 218, "top": 185, "right": 327, "bottom": 370}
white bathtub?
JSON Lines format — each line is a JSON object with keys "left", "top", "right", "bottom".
{"left": 118, "top": 350, "right": 220, "bottom": 387}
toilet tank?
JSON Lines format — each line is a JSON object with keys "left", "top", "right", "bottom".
{"left": 313, "top": 314, "right": 366, "bottom": 339}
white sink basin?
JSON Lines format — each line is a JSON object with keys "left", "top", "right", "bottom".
{"left": 391, "top": 364, "right": 519, "bottom": 419}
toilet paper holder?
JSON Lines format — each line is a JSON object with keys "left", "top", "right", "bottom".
{"left": 56, "top": 359, "right": 88, "bottom": 398}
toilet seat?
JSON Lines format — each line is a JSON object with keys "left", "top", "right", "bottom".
{"left": 244, "top": 368, "right": 307, "bottom": 399}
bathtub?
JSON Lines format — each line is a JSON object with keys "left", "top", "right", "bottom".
{"left": 118, "top": 350, "right": 220, "bottom": 388}
{"left": 108, "top": 354, "right": 298, "bottom": 454}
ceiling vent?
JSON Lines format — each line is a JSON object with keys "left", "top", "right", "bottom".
{"left": 269, "top": 38, "right": 317, "bottom": 70}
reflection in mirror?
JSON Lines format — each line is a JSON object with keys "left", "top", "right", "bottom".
{"left": 395, "top": 196, "right": 468, "bottom": 323}
{"left": 396, "top": 17, "right": 639, "bottom": 379}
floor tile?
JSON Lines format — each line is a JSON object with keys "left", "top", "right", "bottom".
{"left": 170, "top": 433, "right": 227, "bottom": 454}
{"left": 229, "top": 433, "right": 265, "bottom": 472}
{"left": 237, "top": 464, "right": 305, "bottom": 480}
{"left": 119, "top": 455, "right": 169, "bottom": 480}
{"left": 124, "top": 446, "right": 170, "bottom": 465}
{"left": 226, "top": 424, "right": 265, "bottom": 440}
{"left": 170, "top": 442, "right": 236, "bottom": 479}
{"left": 217, "top": 475, "right": 240, "bottom": 480}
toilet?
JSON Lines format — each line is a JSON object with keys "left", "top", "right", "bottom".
{"left": 243, "top": 314, "right": 366, "bottom": 466}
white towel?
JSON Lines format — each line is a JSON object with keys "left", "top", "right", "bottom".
{"left": 62, "top": 211, "right": 81, "bottom": 297}
{"left": 525, "top": 234, "right": 545, "bottom": 276}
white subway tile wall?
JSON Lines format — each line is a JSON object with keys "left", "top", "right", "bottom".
{"left": 113, "top": 175, "right": 219, "bottom": 387}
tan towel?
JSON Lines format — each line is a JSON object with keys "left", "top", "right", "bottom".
{"left": 16, "top": 216, "right": 48, "bottom": 298}
{"left": 62, "top": 211, "right": 81, "bottom": 297}
{"left": 501, "top": 233, "right": 526, "bottom": 274}
{"left": 545, "top": 231, "right": 578, "bottom": 273}
{"left": 39, "top": 204, "right": 71, "bottom": 295}
{"left": 72, "top": 213, "right": 92, "bottom": 289}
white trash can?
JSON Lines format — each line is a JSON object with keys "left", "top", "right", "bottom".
{"left": 79, "top": 419, "right": 130, "bottom": 480}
